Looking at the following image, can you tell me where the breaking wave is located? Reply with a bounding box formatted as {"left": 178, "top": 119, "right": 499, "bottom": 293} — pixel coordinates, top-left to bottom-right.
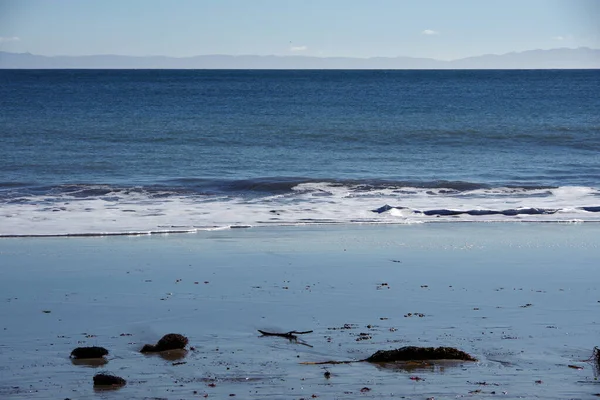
{"left": 1, "top": 179, "right": 599, "bottom": 237}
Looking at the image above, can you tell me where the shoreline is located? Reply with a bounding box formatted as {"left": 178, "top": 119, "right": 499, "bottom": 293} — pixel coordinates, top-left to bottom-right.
{"left": 1, "top": 223, "right": 599, "bottom": 398}
{"left": 1, "top": 218, "right": 600, "bottom": 239}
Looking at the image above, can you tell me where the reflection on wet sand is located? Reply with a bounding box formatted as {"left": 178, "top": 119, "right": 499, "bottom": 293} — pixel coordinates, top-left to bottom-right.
{"left": 70, "top": 358, "right": 108, "bottom": 368}
{"left": 148, "top": 349, "right": 189, "bottom": 362}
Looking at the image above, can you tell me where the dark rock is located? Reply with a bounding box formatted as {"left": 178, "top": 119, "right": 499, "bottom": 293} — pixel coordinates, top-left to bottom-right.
{"left": 372, "top": 204, "right": 394, "bottom": 213}
{"left": 423, "top": 209, "right": 464, "bottom": 216}
{"left": 70, "top": 346, "right": 109, "bottom": 359}
{"left": 140, "top": 333, "right": 189, "bottom": 353}
{"left": 365, "top": 346, "right": 477, "bottom": 362}
{"left": 581, "top": 206, "right": 600, "bottom": 213}
{"left": 93, "top": 373, "right": 126, "bottom": 387}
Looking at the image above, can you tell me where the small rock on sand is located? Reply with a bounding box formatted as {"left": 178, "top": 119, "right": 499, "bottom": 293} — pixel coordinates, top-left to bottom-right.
{"left": 70, "top": 346, "right": 109, "bottom": 359}
{"left": 93, "top": 373, "right": 126, "bottom": 387}
{"left": 140, "top": 333, "right": 189, "bottom": 353}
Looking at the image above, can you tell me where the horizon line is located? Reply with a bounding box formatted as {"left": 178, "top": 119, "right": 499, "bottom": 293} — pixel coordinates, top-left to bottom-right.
{"left": 1, "top": 46, "right": 598, "bottom": 61}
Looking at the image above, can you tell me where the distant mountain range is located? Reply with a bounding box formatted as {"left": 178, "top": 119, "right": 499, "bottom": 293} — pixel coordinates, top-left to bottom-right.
{"left": 1, "top": 47, "right": 599, "bottom": 69}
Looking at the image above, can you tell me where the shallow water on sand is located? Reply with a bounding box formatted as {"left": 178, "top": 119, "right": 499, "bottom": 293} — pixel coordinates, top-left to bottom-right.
{"left": 0, "top": 224, "right": 599, "bottom": 399}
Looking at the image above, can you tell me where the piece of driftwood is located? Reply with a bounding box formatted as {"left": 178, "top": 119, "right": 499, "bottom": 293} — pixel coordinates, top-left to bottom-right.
{"left": 301, "top": 359, "right": 354, "bottom": 365}
{"left": 301, "top": 346, "right": 477, "bottom": 365}
{"left": 70, "top": 346, "right": 109, "bottom": 359}
{"left": 140, "top": 333, "right": 188, "bottom": 353}
{"left": 258, "top": 329, "right": 314, "bottom": 348}
{"left": 258, "top": 330, "right": 313, "bottom": 339}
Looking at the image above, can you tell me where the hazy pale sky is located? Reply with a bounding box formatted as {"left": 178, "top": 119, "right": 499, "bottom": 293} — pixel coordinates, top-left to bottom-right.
{"left": 1, "top": 0, "right": 599, "bottom": 60}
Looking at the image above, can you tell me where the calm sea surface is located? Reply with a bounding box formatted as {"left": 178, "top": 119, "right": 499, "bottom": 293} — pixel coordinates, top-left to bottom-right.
{"left": 1, "top": 70, "right": 599, "bottom": 235}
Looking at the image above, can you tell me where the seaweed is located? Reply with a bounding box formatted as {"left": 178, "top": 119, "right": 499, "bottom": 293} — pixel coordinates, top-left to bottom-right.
{"left": 365, "top": 346, "right": 477, "bottom": 363}
{"left": 301, "top": 346, "right": 476, "bottom": 365}
{"left": 593, "top": 346, "right": 600, "bottom": 376}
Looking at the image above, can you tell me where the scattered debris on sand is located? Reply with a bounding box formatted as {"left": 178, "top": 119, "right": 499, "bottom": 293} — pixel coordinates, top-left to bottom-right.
{"left": 70, "top": 346, "right": 109, "bottom": 359}
{"left": 93, "top": 373, "right": 126, "bottom": 387}
{"left": 140, "top": 333, "right": 189, "bottom": 353}
{"left": 327, "top": 324, "right": 358, "bottom": 331}
{"left": 404, "top": 312, "right": 425, "bottom": 318}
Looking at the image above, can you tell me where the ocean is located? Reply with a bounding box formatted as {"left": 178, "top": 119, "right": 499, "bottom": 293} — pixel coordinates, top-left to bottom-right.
{"left": 1, "top": 69, "right": 599, "bottom": 236}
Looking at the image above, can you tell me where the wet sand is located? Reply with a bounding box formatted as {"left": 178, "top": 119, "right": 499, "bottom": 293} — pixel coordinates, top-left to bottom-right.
{"left": 0, "top": 223, "right": 599, "bottom": 399}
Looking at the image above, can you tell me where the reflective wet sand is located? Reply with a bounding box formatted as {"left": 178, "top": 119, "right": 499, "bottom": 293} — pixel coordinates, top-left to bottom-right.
{"left": 1, "top": 224, "right": 599, "bottom": 399}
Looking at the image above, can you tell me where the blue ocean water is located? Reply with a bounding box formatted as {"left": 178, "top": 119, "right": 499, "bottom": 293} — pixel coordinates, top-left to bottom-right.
{"left": 1, "top": 69, "right": 599, "bottom": 235}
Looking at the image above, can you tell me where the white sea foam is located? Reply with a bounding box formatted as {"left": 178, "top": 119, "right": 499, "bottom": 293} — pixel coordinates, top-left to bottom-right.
{"left": 0, "top": 183, "right": 599, "bottom": 237}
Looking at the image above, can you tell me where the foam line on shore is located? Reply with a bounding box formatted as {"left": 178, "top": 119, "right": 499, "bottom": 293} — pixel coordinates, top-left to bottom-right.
{"left": 2, "top": 219, "right": 599, "bottom": 239}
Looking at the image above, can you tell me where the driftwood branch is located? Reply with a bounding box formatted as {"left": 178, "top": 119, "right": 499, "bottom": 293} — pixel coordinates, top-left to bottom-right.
{"left": 257, "top": 329, "right": 314, "bottom": 348}
{"left": 300, "top": 360, "right": 356, "bottom": 365}
{"left": 258, "top": 330, "right": 313, "bottom": 338}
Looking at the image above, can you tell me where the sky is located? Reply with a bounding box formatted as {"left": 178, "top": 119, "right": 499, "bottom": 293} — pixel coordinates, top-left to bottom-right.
{"left": 0, "top": 0, "right": 599, "bottom": 60}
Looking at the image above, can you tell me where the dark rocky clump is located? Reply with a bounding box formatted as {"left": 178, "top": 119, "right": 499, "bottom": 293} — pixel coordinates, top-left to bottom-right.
{"left": 365, "top": 346, "right": 477, "bottom": 363}
{"left": 70, "top": 346, "right": 109, "bottom": 359}
{"left": 93, "top": 373, "right": 126, "bottom": 387}
{"left": 140, "top": 333, "right": 189, "bottom": 353}
{"left": 593, "top": 346, "right": 600, "bottom": 374}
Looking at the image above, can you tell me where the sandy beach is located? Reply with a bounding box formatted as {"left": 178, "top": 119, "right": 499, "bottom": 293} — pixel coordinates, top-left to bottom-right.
{"left": 1, "top": 223, "right": 599, "bottom": 399}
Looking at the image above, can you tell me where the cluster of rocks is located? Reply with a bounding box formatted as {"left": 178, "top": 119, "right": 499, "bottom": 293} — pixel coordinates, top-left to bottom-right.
{"left": 70, "top": 333, "right": 188, "bottom": 388}
{"left": 72, "top": 331, "right": 479, "bottom": 389}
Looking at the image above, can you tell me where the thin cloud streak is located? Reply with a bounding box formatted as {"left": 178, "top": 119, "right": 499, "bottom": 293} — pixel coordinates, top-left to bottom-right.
{"left": 421, "top": 29, "right": 439, "bottom": 36}
{"left": 290, "top": 45, "right": 308, "bottom": 52}
{"left": 0, "top": 36, "right": 21, "bottom": 43}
